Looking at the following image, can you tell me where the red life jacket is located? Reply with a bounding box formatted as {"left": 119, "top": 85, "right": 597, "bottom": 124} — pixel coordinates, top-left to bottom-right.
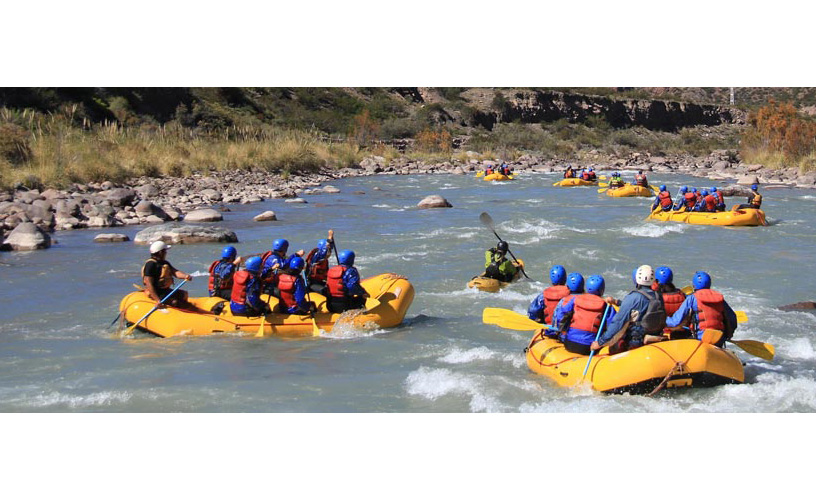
{"left": 704, "top": 194, "right": 717, "bottom": 211}
{"left": 305, "top": 248, "right": 329, "bottom": 282}
{"left": 658, "top": 190, "right": 673, "bottom": 208}
{"left": 543, "top": 285, "right": 570, "bottom": 323}
{"left": 582, "top": 171, "right": 590, "bottom": 180}
{"left": 208, "top": 259, "right": 234, "bottom": 294}
{"left": 327, "top": 265, "right": 348, "bottom": 298}
{"left": 694, "top": 289, "right": 725, "bottom": 332}
{"left": 486, "top": 168, "right": 494, "bottom": 175}
{"left": 278, "top": 274, "right": 299, "bottom": 309}
{"left": 684, "top": 192, "right": 696, "bottom": 208}
{"left": 716, "top": 191, "right": 725, "bottom": 205}
{"left": 570, "top": 294, "right": 607, "bottom": 333}
{"left": 231, "top": 269, "right": 252, "bottom": 305}
{"left": 695, "top": 193, "right": 703, "bottom": 204}
{"left": 662, "top": 290, "right": 686, "bottom": 316}
{"left": 635, "top": 174, "right": 646, "bottom": 186}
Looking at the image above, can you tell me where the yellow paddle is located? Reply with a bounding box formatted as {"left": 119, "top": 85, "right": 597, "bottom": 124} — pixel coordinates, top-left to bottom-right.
{"left": 598, "top": 175, "right": 607, "bottom": 180}
{"left": 598, "top": 182, "right": 609, "bottom": 187}
{"left": 255, "top": 293, "right": 273, "bottom": 337}
{"left": 482, "top": 307, "right": 550, "bottom": 331}
{"left": 729, "top": 339, "right": 774, "bottom": 360}
{"left": 476, "top": 171, "right": 484, "bottom": 177}
{"left": 597, "top": 187, "right": 608, "bottom": 193}
{"left": 552, "top": 181, "right": 562, "bottom": 187}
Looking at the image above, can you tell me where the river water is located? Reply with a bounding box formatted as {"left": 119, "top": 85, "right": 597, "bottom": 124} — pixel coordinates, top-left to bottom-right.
{"left": 1, "top": 169, "right": 815, "bottom": 413}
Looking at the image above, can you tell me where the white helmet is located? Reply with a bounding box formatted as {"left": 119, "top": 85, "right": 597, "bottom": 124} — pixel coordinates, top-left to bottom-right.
{"left": 635, "top": 265, "right": 655, "bottom": 286}
{"left": 149, "top": 240, "right": 170, "bottom": 254}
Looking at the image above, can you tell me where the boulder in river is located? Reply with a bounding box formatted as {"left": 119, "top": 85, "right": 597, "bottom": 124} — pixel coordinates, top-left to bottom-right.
{"left": 94, "top": 233, "right": 130, "bottom": 243}
{"left": 183, "top": 208, "right": 223, "bottom": 222}
{"left": 134, "top": 222, "right": 238, "bottom": 245}
{"left": 254, "top": 211, "right": 278, "bottom": 222}
{"left": 2, "top": 222, "right": 52, "bottom": 250}
{"left": 285, "top": 198, "right": 308, "bottom": 204}
{"left": 417, "top": 195, "right": 452, "bottom": 208}
{"left": 778, "top": 301, "right": 816, "bottom": 312}
{"left": 737, "top": 174, "right": 759, "bottom": 186}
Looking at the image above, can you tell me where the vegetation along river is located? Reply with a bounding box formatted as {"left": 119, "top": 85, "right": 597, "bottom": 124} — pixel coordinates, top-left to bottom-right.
{"left": 1, "top": 170, "right": 814, "bottom": 412}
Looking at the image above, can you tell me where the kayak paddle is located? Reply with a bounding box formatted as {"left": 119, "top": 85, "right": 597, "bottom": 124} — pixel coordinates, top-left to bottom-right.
{"left": 479, "top": 212, "right": 531, "bottom": 280}
{"left": 482, "top": 307, "right": 549, "bottom": 331}
{"left": 729, "top": 339, "right": 774, "bottom": 360}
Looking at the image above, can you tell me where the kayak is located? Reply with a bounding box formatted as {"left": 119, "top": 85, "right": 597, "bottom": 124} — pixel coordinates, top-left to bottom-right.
{"left": 525, "top": 332, "right": 744, "bottom": 394}
{"left": 483, "top": 173, "right": 514, "bottom": 181}
{"left": 648, "top": 205, "right": 767, "bottom": 226}
{"left": 553, "top": 178, "right": 597, "bottom": 187}
{"left": 606, "top": 183, "right": 655, "bottom": 197}
{"left": 467, "top": 260, "right": 524, "bottom": 292}
{"left": 118, "top": 273, "right": 414, "bottom": 338}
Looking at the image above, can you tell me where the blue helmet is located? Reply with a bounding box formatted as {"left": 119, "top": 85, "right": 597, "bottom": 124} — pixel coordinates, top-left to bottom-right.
{"left": 701, "top": 189, "right": 709, "bottom": 197}
{"left": 680, "top": 186, "right": 688, "bottom": 194}
{"left": 751, "top": 183, "right": 759, "bottom": 191}
{"left": 273, "top": 238, "right": 289, "bottom": 252}
{"left": 655, "top": 266, "right": 673, "bottom": 285}
{"left": 691, "top": 188, "right": 698, "bottom": 193}
{"left": 586, "top": 275, "right": 605, "bottom": 296}
{"left": 660, "top": 185, "right": 667, "bottom": 192}
{"left": 221, "top": 245, "right": 237, "bottom": 260}
{"left": 566, "top": 273, "right": 584, "bottom": 293}
{"left": 711, "top": 187, "right": 717, "bottom": 192}
{"left": 317, "top": 239, "right": 329, "bottom": 251}
{"left": 245, "top": 256, "right": 262, "bottom": 274}
{"left": 693, "top": 271, "right": 712, "bottom": 290}
{"left": 289, "top": 256, "right": 305, "bottom": 272}
{"left": 549, "top": 265, "right": 567, "bottom": 286}
{"left": 339, "top": 250, "right": 355, "bottom": 266}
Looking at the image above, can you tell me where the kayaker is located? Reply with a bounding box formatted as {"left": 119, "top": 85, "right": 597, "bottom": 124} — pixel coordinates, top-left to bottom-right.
{"left": 564, "top": 165, "right": 575, "bottom": 178}
{"left": 527, "top": 265, "right": 570, "bottom": 324}
{"left": 141, "top": 241, "right": 192, "bottom": 309}
{"left": 701, "top": 189, "right": 718, "bottom": 212}
{"left": 651, "top": 185, "right": 673, "bottom": 212}
{"left": 326, "top": 250, "right": 369, "bottom": 313}
{"left": 483, "top": 240, "right": 521, "bottom": 282}
{"left": 545, "top": 272, "right": 584, "bottom": 338}
{"left": 609, "top": 172, "right": 625, "bottom": 189}
{"left": 651, "top": 266, "right": 686, "bottom": 316}
{"left": 305, "top": 237, "right": 333, "bottom": 294}
{"left": 712, "top": 187, "right": 726, "bottom": 211}
{"left": 261, "top": 238, "right": 305, "bottom": 295}
{"left": 634, "top": 170, "right": 649, "bottom": 187}
{"left": 665, "top": 271, "right": 737, "bottom": 348}
{"left": 673, "top": 186, "right": 688, "bottom": 210}
{"left": 276, "top": 256, "right": 313, "bottom": 315}
{"left": 736, "top": 184, "right": 762, "bottom": 210}
{"left": 554, "top": 275, "right": 617, "bottom": 355}
{"left": 230, "top": 256, "right": 270, "bottom": 317}
{"left": 590, "top": 265, "right": 667, "bottom": 353}
{"left": 208, "top": 245, "right": 241, "bottom": 300}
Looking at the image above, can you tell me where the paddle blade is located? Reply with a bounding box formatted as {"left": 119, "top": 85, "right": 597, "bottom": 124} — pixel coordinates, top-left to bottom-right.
{"left": 735, "top": 311, "right": 748, "bottom": 323}
{"left": 552, "top": 182, "right": 561, "bottom": 186}
{"left": 364, "top": 296, "right": 381, "bottom": 312}
{"left": 255, "top": 316, "right": 266, "bottom": 337}
{"left": 598, "top": 175, "right": 607, "bottom": 180}
{"left": 598, "top": 182, "right": 609, "bottom": 187}
{"left": 311, "top": 318, "right": 321, "bottom": 337}
{"left": 730, "top": 339, "right": 774, "bottom": 360}
{"left": 681, "top": 285, "right": 693, "bottom": 295}
{"left": 476, "top": 171, "right": 484, "bottom": 177}
{"left": 482, "top": 307, "right": 548, "bottom": 331}
{"left": 597, "top": 188, "right": 608, "bottom": 193}
{"left": 479, "top": 212, "right": 494, "bottom": 229}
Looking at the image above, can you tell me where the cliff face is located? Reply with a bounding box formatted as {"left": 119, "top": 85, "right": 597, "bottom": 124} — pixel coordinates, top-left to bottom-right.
{"left": 462, "top": 89, "right": 747, "bottom": 132}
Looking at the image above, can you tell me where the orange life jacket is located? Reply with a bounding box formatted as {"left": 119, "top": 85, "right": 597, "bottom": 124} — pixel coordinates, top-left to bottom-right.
{"left": 327, "top": 265, "right": 348, "bottom": 298}
{"left": 486, "top": 168, "right": 494, "bottom": 175}
{"left": 208, "top": 259, "right": 235, "bottom": 294}
{"left": 658, "top": 190, "right": 673, "bottom": 208}
{"left": 716, "top": 191, "right": 725, "bottom": 205}
{"left": 684, "top": 192, "right": 696, "bottom": 208}
{"left": 750, "top": 192, "right": 762, "bottom": 208}
{"left": 141, "top": 258, "right": 174, "bottom": 289}
{"left": 231, "top": 269, "right": 252, "bottom": 305}
{"left": 582, "top": 171, "right": 590, "bottom": 180}
{"left": 662, "top": 290, "right": 686, "bottom": 316}
{"left": 305, "top": 248, "right": 329, "bottom": 282}
{"left": 570, "top": 294, "right": 607, "bottom": 334}
{"left": 543, "top": 285, "right": 571, "bottom": 324}
{"left": 704, "top": 194, "right": 718, "bottom": 212}
{"left": 278, "top": 274, "right": 299, "bottom": 309}
{"left": 694, "top": 289, "right": 725, "bottom": 332}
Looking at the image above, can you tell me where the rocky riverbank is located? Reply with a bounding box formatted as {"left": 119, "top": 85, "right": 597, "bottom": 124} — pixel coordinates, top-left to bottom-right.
{"left": 2, "top": 150, "right": 811, "bottom": 251}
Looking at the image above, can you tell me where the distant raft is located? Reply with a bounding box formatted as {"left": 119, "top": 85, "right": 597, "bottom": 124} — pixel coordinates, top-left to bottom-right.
{"left": 648, "top": 206, "right": 767, "bottom": 226}
{"left": 118, "top": 273, "right": 414, "bottom": 338}
{"left": 483, "top": 173, "right": 514, "bottom": 181}
{"left": 606, "top": 183, "right": 655, "bottom": 197}
{"left": 553, "top": 178, "right": 597, "bottom": 187}
{"left": 467, "top": 260, "right": 524, "bottom": 292}
{"left": 525, "top": 332, "right": 744, "bottom": 394}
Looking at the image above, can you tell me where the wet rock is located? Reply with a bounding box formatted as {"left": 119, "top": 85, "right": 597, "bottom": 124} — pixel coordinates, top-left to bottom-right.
{"left": 322, "top": 186, "right": 340, "bottom": 193}
{"left": 134, "top": 222, "right": 238, "bottom": 245}
{"left": 417, "top": 195, "right": 452, "bottom": 208}
{"left": 778, "top": 301, "right": 816, "bottom": 312}
{"left": 86, "top": 215, "right": 117, "bottom": 228}
{"left": 285, "top": 198, "right": 308, "bottom": 203}
{"left": 2, "top": 222, "right": 51, "bottom": 250}
{"left": 144, "top": 215, "right": 167, "bottom": 224}
{"left": 183, "top": 208, "right": 223, "bottom": 222}
{"left": 737, "top": 174, "right": 759, "bottom": 186}
{"left": 254, "top": 211, "right": 278, "bottom": 222}
{"left": 134, "top": 200, "right": 169, "bottom": 220}
{"left": 135, "top": 184, "right": 160, "bottom": 198}
{"left": 99, "top": 188, "right": 137, "bottom": 207}
{"left": 200, "top": 188, "right": 222, "bottom": 201}
{"left": 94, "top": 233, "right": 130, "bottom": 243}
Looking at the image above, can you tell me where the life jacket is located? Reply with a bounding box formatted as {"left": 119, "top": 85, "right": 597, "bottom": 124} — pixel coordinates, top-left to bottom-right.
{"left": 543, "top": 285, "right": 571, "bottom": 323}
{"left": 662, "top": 290, "right": 686, "bottom": 316}
{"left": 635, "top": 174, "right": 646, "bottom": 186}
{"left": 261, "top": 250, "right": 284, "bottom": 285}
{"left": 564, "top": 170, "right": 574, "bottom": 178}
{"left": 704, "top": 194, "right": 718, "bottom": 212}
{"left": 581, "top": 171, "right": 590, "bottom": 180}
{"left": 230, "top": 269, "right": 252, "bottom": 306}
{"left": 749, "top": 192, "right": 762, "bottom": 208}
{"left": 305, "top": 248, "right": 329, "bottom": 282}
{"left": 716, "top": 191, "right": 725, "bottom": 205}
{"left": 486, "top": 168, "right": 494, "bottom": 175}
{"left": 658, "top": 190, "right": 673, "bottom": 209}
{"left": 694, "top": 289, "right": 725, "bottom": 332}
{"left": 695, "top": 193, "right": 703, "bottom": 204}
{"left": 610, "top": 176, "right": 623, "bottom": 187}
{"left": 683, "top": 192, "right": 697, "bottom": 208}
{"left": 208, "top": 259, "right": 235, "bottom": 295}
{"left": 570, "top": 294, "right": 607, "bottom": 335}
{"left": 327, "top": 265, "right": 348, "bottom": 298}
{"left": 278, "top": 273, "right": 299, "bottom": 309}
{"left": 141, "top": 258, "right": 174, "bottom": 289}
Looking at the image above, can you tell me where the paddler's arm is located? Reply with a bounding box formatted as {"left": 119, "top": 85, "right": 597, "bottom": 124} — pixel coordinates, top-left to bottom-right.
{"left": 666, "top": 295, "right": 695, "bottom": 329}
{"left": 594, "top": 293, "right": 637, "bottom": 348}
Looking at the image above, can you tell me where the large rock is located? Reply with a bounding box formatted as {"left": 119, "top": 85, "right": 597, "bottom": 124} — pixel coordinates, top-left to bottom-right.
{"left": 322, "top": 186, "right": 341, "bottom": 193}
{"left": 2, "top": 222, "right": 51, "bottom": 250}
{"left": 254, "top": 211, "right": 278, "bottom": 222}
{"left": 134, "top": 222, "right": 238, "bottom": 245}
{"left": 417, "top": 195, "right": 452, "bottom": 208}
{"left": 94, "top": 233, "right": 130, "bottom": 243}
{"left": 134, "top": 200, "right": 169, "bottom": 220}
{"left": 778, "top": 301, "right": 816, "bottom": 312}
{"left": 737, "top": 174, "right": 759, "bottom": 185}
{"left": 183, "top": 208, "right": 223, "bottom": 222}
{"left": 100, "top": 188, "right": 138, "bottom": 207}
{"left": 285, "top": 198, "right": 308, "bottom": 203}
{"left": 200, "top": 188, "right": 222, "bottom": 201}
{"left": 135, "top": 184, "right": 160, "bottom": 198}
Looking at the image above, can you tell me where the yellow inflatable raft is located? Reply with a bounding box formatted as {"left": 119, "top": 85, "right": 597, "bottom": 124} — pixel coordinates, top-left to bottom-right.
{"left": 553, "top": 178, "right": 597, "bottom": 187}
{"left": 467, "top": 260, "right": 524, "bottom": 292}
{"left": 483, "top": 173, "right": 514, "bottom": 181}
{"left": 606, "top": 183, "right": 655, "bottom": 197}
{"left": 118, "top": 273, "right": 414, "bottom": 338}
{"left": 648, "top": 205, "right": 767, "bottom": 226}
{"left": 525, "top": 332, "right": 744, "bottom": 394}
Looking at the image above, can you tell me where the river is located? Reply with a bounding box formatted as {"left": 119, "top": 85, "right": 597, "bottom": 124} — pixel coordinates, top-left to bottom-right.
{"left": 1, "top": 170, "right": 815, "bottom": 412}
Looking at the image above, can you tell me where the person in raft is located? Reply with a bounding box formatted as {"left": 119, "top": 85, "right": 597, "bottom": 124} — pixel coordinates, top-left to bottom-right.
{"left": 305, "top": 237, "right": 333, "bottom": 294}
{"left": 527, "top": 265, "right": 570, "bottom": 324}
{"left": 665, "top": 271, "right": 737, "bottom": 348}
{"left": 651, "top": 266, "right": 686, "bottom": 317}
{"left": 544, "top": 272, "right": 584, "bottom": 338}
{"left": 230, "top": 256, "right": 270, "bottom": 317}
{"left": 484, "top": 165, "right": 495, "bottom": 176}
{"left": 590, "top": 265, "right": 667, "bottom": 353}
{"left": 208, "top": 245, "right": 241, "bottom": 300}
{"left": 552, "top": 274, "right": 617, "bottom": 355}
{"left": 736, "top": 184, "right": 763, "bottom": 210}
{"left": 326, "top": 250, "right": 369, "bottom": 313}
{"left": 275, "top": 256, "right": 313, "bottom": 315}
{"left": 700, "top": 189, "right": 719, "bottom": 213}
{"left": 609, "top": 171, "right": 625, "bottom": 189}
{"left": 564, "top": 165, "right": 575, "bottom": 178}
{"left": 711, "top": 187, "right": 726, "bottom": 212}
{"left": 261, "top": 238, "right": 305, "bottom": 296}
{"left": 651, "top": 185, "right": 673, "bottom": 212}
{"left": 483, "top": 240, "right": 521, "bottom": 282}
{"left": 672, "top": 186, "right": 689, "bottom": 210}
{"left": 634, "top": 169, "right": 649, "bottom": 187}
{"left": 499, "top": 163, "right": 512, "bottom": 176}
{"left": 141, "top": 241, "right": 193, "bottom": 308}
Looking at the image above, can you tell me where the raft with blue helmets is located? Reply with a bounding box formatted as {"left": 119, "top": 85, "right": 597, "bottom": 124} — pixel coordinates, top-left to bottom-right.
{"left": 648, "top": 205, "right": 767, "bottom": 226}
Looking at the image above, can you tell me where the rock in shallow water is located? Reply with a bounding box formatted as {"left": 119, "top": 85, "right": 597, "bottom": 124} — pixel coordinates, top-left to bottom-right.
{"left": 183, "top": 208, "right": 223, "bottom": 222}
{"left": 134, "top": 222, "right": 238, "bottom": 245}
{"left": 417, "top": 195, "right": 452, "bottom": 208}
{"left": 94, "top": 233, "right": 130, "bottom": 243}
{"left": 253, "top": 211, "right": 278, "bottom": 222}
{"left": 2, "top": 222, "right": 52, "bottom": 250}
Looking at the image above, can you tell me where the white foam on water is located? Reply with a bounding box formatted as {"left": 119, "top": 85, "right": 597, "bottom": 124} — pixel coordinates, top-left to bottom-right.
{"left": 388, "top": 208, "right": 406, "bottom": 212}
{"left": 798, "top": 195, "right": 816, "bottom": 200}
{"left": 438, "top": 346, "right": 496, "bottom": 364}
{"left": 21, "top": 390, "right": 133, "bottom": 409}
{"left": 322, "top": 312, "right": 385, "bottom": 339}
{"left": 372, "top": 204, "right": 391, "bottom": 208}
{"left": 404, "top": 366, "right": 511, "bottom": 412}
{"left": 357, "top": 250, "right": 431, "bottom": 264}
{"left": 190, "top": 270, "right": 209, "bottom": 277}
{"left": 411, "top": 227, "right": 481, "bottom": 240}
{"left": 622, "top": 224, "right": 686, "bottom": 238}
{"left": 781, "top": 337, "right": 816, "bottom": 360}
